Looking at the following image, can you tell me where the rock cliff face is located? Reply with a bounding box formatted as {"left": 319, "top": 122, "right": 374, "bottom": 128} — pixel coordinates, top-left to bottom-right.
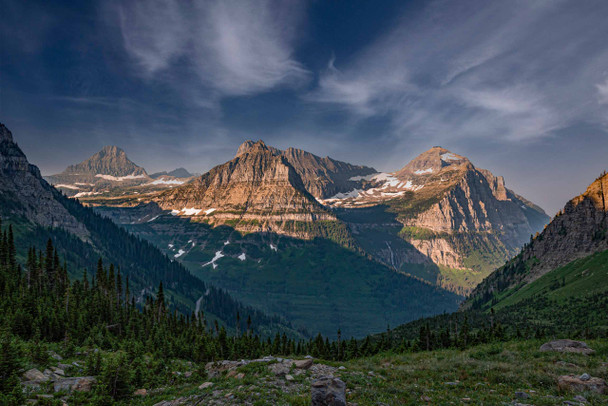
{"left": 154, "top": 141, "right": 336, "bottom": 237}
{"left": 323, "top": 147, "right": 549, "bottom": 293}
{"left": 467, "top": 172, "right": 608, "bottom": 305}
{"left": 281, "top": 147, "right": 377, "bottom": 200}
{"left": 518, "top": 173, "right": 607, "bottom": 279}
{"left": 235, "top": 140, "right": 377, "bottom": 200}
{"left": 0, "top": 124, "right": 87, "bottom": 237}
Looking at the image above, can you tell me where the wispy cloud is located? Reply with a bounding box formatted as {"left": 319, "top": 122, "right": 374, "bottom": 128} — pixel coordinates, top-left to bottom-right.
{"left": 598, "top": 79, "right": 608, "bottom": 104}
{"left": 113, "top": 0, "right": 309, "bottom": 96}
{"left": 309, "top": 0, "right": 608, "bottom": 143}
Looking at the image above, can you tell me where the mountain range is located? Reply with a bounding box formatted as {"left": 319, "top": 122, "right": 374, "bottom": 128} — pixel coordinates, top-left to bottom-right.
{"left": 3, "top": 120, "right": 606, "bottom": 340}
{"left": 37, "top": 135, "right": 552, "bottom": 336}
{"left": 76, "top": 140, "right": 548, "bottom": 295}
{"left": 1, "top": 124, "right": 461, "bottom": 338}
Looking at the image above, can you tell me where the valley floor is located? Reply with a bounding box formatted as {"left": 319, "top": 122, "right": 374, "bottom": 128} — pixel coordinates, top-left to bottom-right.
{"left": 25, "top": 340, "right": 608, "bottom": 405}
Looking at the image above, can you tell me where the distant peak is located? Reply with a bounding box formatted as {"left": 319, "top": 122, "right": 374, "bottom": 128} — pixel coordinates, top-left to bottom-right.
{"left": 396, "top": 146, "right": 469, "bottom": 176}
{"left": 0, "top": 123, "right": 13, "bottom": 142}
{"left": 235, "top": 139, "right": 279, "bottom": 157}
{"left": 99, "top": 145, "right": 125, "bottom": 156}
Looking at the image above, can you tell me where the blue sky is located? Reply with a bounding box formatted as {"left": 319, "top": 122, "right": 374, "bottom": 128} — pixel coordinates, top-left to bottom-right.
{"left": 2, "top": 0, "right": 608, "bottom": 214}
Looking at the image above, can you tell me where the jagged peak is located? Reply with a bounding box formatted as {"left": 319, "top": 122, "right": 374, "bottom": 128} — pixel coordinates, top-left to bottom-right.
{"left": 58, "top": 144, "right": 146, "bottom": 177}
{"left": 0, "top": 123, "right": 14, "bottom": 142}
{"left": 572, "top": 171, "right": 608, "bottom": 210}
{"left": 235, "top": 140, "right": 280, "bottom": 157}
{"left": 396, "top": 146, "right": 470, "bottom": 176}
{"left": 97, "top": 145, "right": 126, "bottom": 157}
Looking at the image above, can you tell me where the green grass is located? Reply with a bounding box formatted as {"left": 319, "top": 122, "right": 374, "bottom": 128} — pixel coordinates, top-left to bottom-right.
{"left": 494, "top": 249, "right": 608, "bottom": 310}
{"left": 54, "top": 339, "right": 608, "bottom": 405}
{"left": 338, "top": 339, "right": 608, "bottom": 405}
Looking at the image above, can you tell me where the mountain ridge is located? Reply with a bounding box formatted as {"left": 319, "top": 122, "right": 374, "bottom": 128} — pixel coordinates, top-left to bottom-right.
{"left": 466, "top": 171, "right": 608, "bottom": 310}
{"left": 62, "top": 140, "right": 548, "bottom": 295}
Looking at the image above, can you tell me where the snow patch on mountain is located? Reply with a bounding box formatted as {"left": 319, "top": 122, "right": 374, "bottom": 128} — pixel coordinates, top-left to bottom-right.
{"left": 175, "top": 249, "right": 185, "bottom": 258}
{"left": 203, "top": 251, "right": 224, "bottom": 268}
{"left": 182, "top": 208, "right": 202, "bottom": 216}
{"left": 73, "top": 191, "right": 102, "bottom": 198}
{"left": 414, "top": 168, "right": 434, "bottom": 175}
{"left": 348, "top": 174, "right": 377, "bottom": 181}
{"left": 328, "top": 189, "right": 362, "bottom": 199}
{"left": 440, "top": 152, "right": 459, "bottom": 162}
{"left": 150, "top": 178, "right": 185, "bottom": 185}
{"left": 55, "top": 184, "right": 80, "bottom": 190}
{"left": 95, "top": 173, "right": 146, "bottom": 181}
{"left": 238, "top": 253, "right": 246, "bottom": 261}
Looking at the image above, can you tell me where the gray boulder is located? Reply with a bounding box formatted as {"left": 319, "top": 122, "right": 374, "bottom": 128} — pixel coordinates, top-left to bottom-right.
{"left": 22, "top": 368, "right": 48, "bottom": 382}
{"left": 53, "top": 376, "right": 96, "bottom": 393}
{"left": 311, "top": 376, "right": 346, "bottom": 406}
{"left": 539, "top": 340, "right": 595, "bottom": 355}
{"left": 557, "top": 374, "right": 607, "bottom": 394}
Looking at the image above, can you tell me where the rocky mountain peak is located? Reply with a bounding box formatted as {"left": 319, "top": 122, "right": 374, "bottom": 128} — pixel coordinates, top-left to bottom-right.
{"left": 0, "top": 123, "right": 14, "bottom": 142}
{"left": 572, "top": 172, "right": 607, "bottom": 211}
{"left": 62, "top": 145, "right": 147, "bottom": 177}
{"left": 98, "top": 145, "right": 125, "bottom": 157}
{"left": 236, "top": 140, "right": 280, "bottom": 157}
{"left": 0, "top": 124, "right": 87, "bottom": 236}
{"left": 396, "top": 146, "right": 470, "bottom": 178}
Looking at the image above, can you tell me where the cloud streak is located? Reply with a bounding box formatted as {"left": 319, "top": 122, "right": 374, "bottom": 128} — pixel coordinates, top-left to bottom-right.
{"left": 114, "top": 0, "right": 309, "bottom": 96}
{"left": 309, "top": 0, "right": 608, "bottom": 142}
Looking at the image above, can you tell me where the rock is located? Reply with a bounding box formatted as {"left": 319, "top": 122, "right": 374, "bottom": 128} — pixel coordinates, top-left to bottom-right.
{"left": 134, "top": 388, "right": 148, "bottom": 396}
{"left": 293, "top": 358, "right": 313, "bottom": 369}
{"left": 573, "top": 395, "right": 587, "bottom": 403}
{"left": 444, "top": 382, "right": 459, "bottom": 386}
{"left": 23, "top": 368, "right": 48, "bottom": 382}
{"left": 515, "top": 391, "right": 530, "bottom": 399}
{"left": 226, "top": 370, "right": 237, "bottom": 378}
{"left": 557, "top": 375, "right": 607, "bottom": 394}
{"left": 579, "top": 373, "right": 590, "bottom": 381}
{"left": 311, "top": 376, "right": 346, "bottom": 406}
{"left": 285, "top": 374, "right": 294, "bottom": 381}
{"left": 420, "top": 395, "right": 431, "bottom": 402}
{"left": 305, "top": 355, "right": 313, "bottom": 359}
{"left": 198, "top": 382, "right": 213, "bottom": 390}
{"left": 183, "top": 371, "right": 193, "bottom": 378}
{"left": 48, "top": 351, "right": 63, "bottom": 361}
{"left": 269, "top": 361, "right": 291, "bottom": 376}
{"left": 234, "top": 373, "right": 245, "bottom": 380}
{"left": 51, "top": 367, "right": 65, "bottom": 376}
{"left": 540, "top": 340, "right": 595, "bottom": 355}
{"left": 53, "top": 376, "right": 96, "bottom": 393}
{"left": 338, "top": 366, "right": 346, "bottom": 370}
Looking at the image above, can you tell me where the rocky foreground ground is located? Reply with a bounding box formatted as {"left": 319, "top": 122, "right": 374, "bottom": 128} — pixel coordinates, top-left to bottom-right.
{"left": 20, "top": 339, "right": 608, "bottom": 405}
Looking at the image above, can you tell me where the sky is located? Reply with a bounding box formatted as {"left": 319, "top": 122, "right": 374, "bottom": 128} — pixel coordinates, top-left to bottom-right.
{"left": 1, "top": 0, "right": 608, "bottom": 215}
